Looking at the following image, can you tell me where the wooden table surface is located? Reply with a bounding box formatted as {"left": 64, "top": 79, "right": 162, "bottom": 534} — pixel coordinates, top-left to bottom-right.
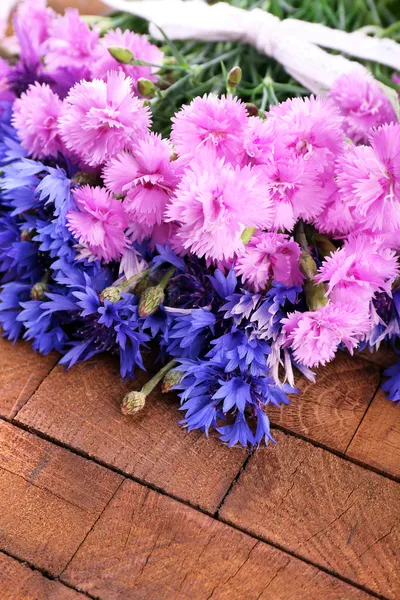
{"left": 0, "top": 337, "right": 399, "bottom": 599}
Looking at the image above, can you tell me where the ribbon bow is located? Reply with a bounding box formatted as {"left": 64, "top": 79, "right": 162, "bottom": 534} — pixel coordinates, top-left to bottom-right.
{"left": 103, "top": 0, "right": 400, "bottom": 94}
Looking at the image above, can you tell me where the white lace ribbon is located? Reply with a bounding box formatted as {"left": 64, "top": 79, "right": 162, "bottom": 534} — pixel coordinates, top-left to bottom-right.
{"left": 102, "top": 0, "right": 400, "bottom": 94}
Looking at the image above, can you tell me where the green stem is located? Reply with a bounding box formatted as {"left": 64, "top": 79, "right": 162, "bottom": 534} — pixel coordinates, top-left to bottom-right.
{"left": 158, "top": 266, "right": 175, "bottom": 290}
{"left": 379, "top": 21, "right": 400, "bottom": 38}
{"left": 130, "top": 58, "right": 189, "bottom": 72}
{"left": 141, "top": 360, "right": 177, "bottom": 397}
{"left": 119, "top": 269, "right": 150, "bottom": 292}
{"left": 294, "top": 220, "right": 309, "bottom": 254}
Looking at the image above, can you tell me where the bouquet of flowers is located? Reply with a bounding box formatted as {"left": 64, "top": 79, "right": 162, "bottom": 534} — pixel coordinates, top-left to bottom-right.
{"left": 1, "top": 0, "right": 400, "bottom": 449}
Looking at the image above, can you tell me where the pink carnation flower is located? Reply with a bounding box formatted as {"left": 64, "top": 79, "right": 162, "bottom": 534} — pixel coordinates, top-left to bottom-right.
{"left": 329, "top": 71, "right": 396, "bottom": 144}
{"left": 171, "top": 94, "right": 248, "bottom": 164}
{"left": 235, "top": 232, "right": 304, "bottom": 291}
{"left": 242, "top": 116, "right": 275, "bottom": 166}
{"left": 103, "top": 133, "right": 177, "bottom": 227}
{"left": 335, "top": 123, "right": 400, "bottom": 233}
{"left": 166, "top": 156, "right": 274, "bottom": 262}
{"left": 12, "top": 82, "right": 63, "bottom": 159}
{"left": 44, "top": 8, "right": 101, "bottom": 90}
{"left": 313, "top": 177, "right": 356, "bottom": 236}
{"left": 59, "top": 71, "right": 151, "bottom": 167}
{"left": 315, "top": 235, "right": 399, "bottom": 304}
{"left": 126, "top": 222, "right": 178, "bottom": 249}
{"left": 270, "top": 96, "right": 344, "bottom": 169}
{"left": 67, "top": 186, "right": 128, "bottom": 263}
{"left": 259, "top": 157, "right": 327, "bottom": 231}
{"left": 14, "top": 0, "right": 54, "bottom": 67}
{"left": 91, "top": 28, "right": 163, "bottom": 92}
{"left": 282, "top": 302, "right": 371, "bottom": 368}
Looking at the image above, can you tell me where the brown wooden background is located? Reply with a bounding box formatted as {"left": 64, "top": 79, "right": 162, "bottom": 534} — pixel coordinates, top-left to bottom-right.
{"left": 0, "top": 337, "right": 399, "bottom": 599}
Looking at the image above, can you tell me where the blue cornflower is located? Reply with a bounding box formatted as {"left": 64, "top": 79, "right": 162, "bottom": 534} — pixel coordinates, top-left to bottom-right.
{"left": 56, "top": 291, "right": 150, "bottom": 379}
{"left": 17, "top": 298, "right": 67, "bottom": 354}
{"left": 208, "top": 268, "right": 237, "bottom": 300}
{"left": 33, "top": 217, "right": 76, "bottom": 263}
{"left": 1, "top": 158, "right": 44, "bottom": 214}
{"left": 0, "top": 132, "right": 25, "bottom": 166}
{"left": 174, "top": 358, "right": 297, "bottom": 448}
{"left": 382, "top": 361, "right": 400, "bottom": 404}
{"left": 142, "top": 306, "right": 172, "bottom": 339}
{"left": 251, "top": 283, "right": 301, "bottom": 340}
{"left": 0, "top": 101, "right": 13, "bottom": 129}
{"left": 168, "top": 264, "right": 238, "bottom": 310}
{"left": 0, "top": 281, "right": 31, "bottom": 341}
{"left": 151, "top": 244, "right": 186, "bottom": 272}
{"left": 218, "top": 413, "right": 256, "bottom": 447}
{"left": 36, "top": 166, "right": 75, "bottom": 228}
{"left": 212, "top": 377, "right": 252, "bottom": 413}
{"left": 167, "top": 308, "right": 216, "bottom": 359}
{"left": 7, "top": 59, "right": 55, "bottom": 97}
{"left": 0, "top": 213, "right": 27, "bottom": 282}
{"left": 13, "top": 243, "right": 40, "bottom": 282}
{"left": 207, "top": 328, "right": 271, "bottom": 376}
{"left": 222, "top": 290, "right": 261, "bottom": 324}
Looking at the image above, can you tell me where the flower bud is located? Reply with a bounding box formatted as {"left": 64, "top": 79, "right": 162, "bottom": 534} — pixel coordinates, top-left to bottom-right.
{"left": 121, "top": 391, "right": 146, "bottom": 415}
{"left": 304, "top": 281, "right": 328, "bottom": 311}
{"left": 138, "top": 285, "right": 165, "bottom": 318}
{"left": 163, "top": 56, "right": 177, "bottom": 66}
{"left": 100, "top": 286, "right": 121, "bottom": 304}
{"left": 161, "top": 370, "right": 183, "bottom": 393}
{"left": 299, "top": 252, "right": 318, "bottom": 279}
{"left": 227, "top": 66, "right": 242, "bottom": 88}
{"left": 313, "top": 234, "right": 337, "bottom": 259}
{"left": 31, "top": 281, "right": 48, "bottom": 301}
{"left": 245, "top": 103, "right": 258, "bottom": 117}
{"left": 137, "top": 78, "right": 156, "bottom": 98}
{"left": 108, "top": 46, "right": 134, "bottom": 64}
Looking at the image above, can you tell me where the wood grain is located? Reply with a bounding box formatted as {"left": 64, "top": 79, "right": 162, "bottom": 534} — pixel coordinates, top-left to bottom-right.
{"left": 220, "top": 431, "right": 400, "bottom": 600}
{"left": 347, "top": 390, "right": 400, "bottom": 478}
{"left": 0, "top": 337, "right": 58, "bottom": 419}
{"left": 0, "top": 552, "right": 86, "bottom": 600}
{"left": 16, "top": 356, "right": 247, "bottom": 512}
{"left": 62, "top": 479, "right": 373, "bottom": 600}
{"left": 268, "top": 352, "right": 380, "bottom": 451}
{"left": 0, "top": 421, "right": 122, "bottom": 575}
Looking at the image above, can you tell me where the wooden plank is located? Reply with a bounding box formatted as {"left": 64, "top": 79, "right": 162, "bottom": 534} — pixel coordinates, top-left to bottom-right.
{"left": 62, "top": 479, "right": 373, "bottom": 600}
{"left": 268, "top": 352, "right": 380, "bottom": 452}
{"left": 0, "top": 552, "right": 86, "bottom": 600}
{"left": 16, "top": 356, "right": 247, "bottom": 512}
{"left": 0, "top": 421, "right": 122, "bottom": 575}
{"left": 220, "top": 431, "right": 400, "bottom": 600}
{"left": 0, "top": 338, "right": 58, "bottom": 419}
{"left": 347, "top": 390, "right": 400, "bottom": 478}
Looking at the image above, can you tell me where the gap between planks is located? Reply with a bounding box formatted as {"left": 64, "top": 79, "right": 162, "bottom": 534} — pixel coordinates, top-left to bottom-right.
{"left": 0, "top": 548, "right": 99, "bottom": 600}
{"left": 344, "top": 377, "right": 383, "bottom": 454}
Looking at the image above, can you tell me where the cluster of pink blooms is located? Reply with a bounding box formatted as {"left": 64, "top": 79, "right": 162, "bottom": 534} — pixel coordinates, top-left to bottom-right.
{"left": 6, "top": 1, "right": 400, "bottom": 378}
{"left": 0, "top": 0, "right": 163, "bottom": 102}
